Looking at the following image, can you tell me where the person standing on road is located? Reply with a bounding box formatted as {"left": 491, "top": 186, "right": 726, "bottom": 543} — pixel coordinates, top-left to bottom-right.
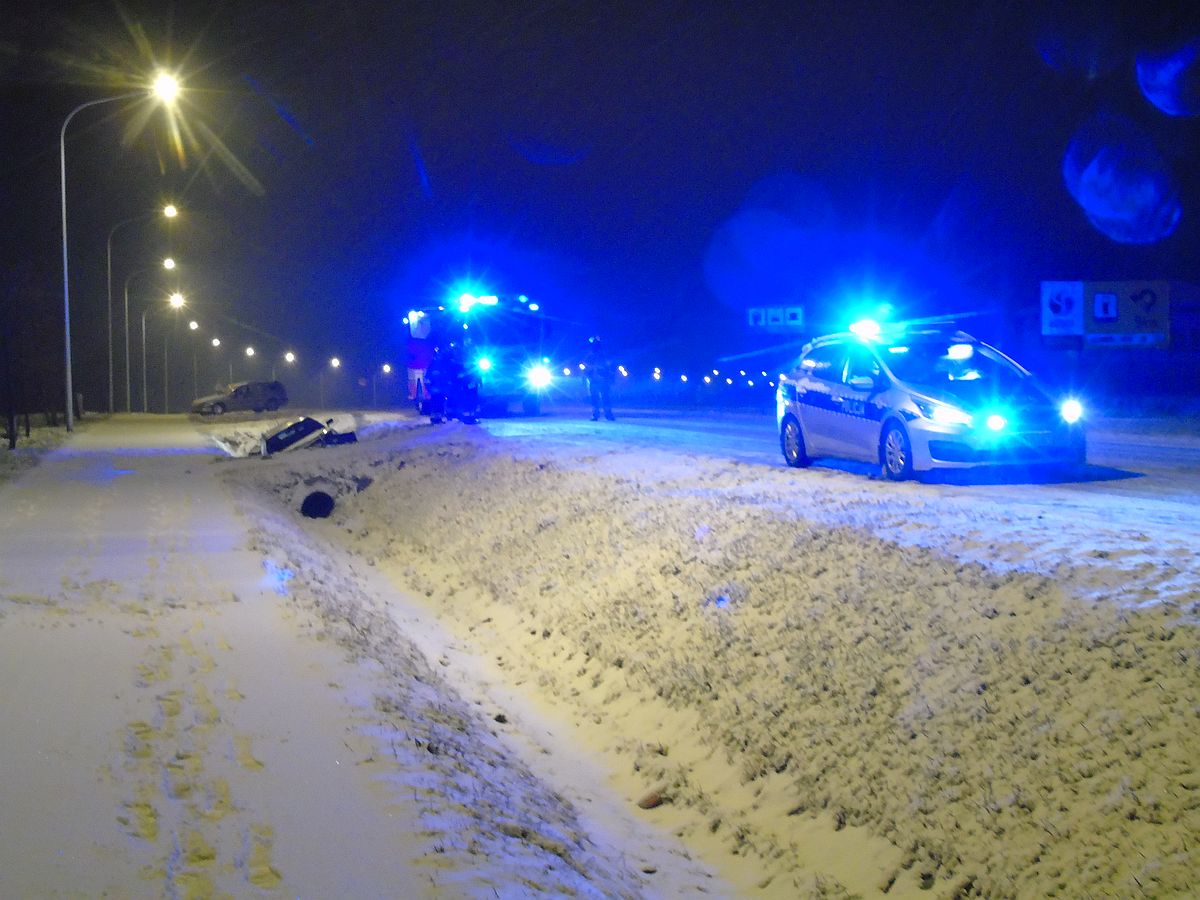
{"left": 583, "top": 335, "right": 616, "bottom": 421}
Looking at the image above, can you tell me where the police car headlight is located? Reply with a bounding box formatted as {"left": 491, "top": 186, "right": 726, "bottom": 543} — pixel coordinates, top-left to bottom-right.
{"left": 914, "top": 398, "right": 973, "bottom": 427}
{"left": 1060, "top": 398, "right": 1083, "bottom": 424}
{"left": 525, "top": 365, "right": 553, "bottom": 389}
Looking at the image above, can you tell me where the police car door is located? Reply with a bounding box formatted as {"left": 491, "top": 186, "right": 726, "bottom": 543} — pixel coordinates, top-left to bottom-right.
{"left": 828, "top": 343, "right": 885, "bottom": 462}
{"left": 792, "top": 342, "right": 847, "bottom": 457}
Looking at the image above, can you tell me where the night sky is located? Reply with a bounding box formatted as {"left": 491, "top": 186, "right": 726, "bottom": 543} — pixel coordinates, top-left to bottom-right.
{"left": 3, "top": 1, "right": 1198, "bottom": 406}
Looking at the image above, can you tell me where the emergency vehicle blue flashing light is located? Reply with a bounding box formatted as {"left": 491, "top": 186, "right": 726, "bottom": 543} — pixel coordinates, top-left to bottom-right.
{"left": 849, "top": 318, "right": 882, "bottom": 339}
{"left": 1061, "top": 398, "right": 1084, "bottom": 424}
{"left": 526, "top": 365, "right": 553, "bottom": 389}
{"left": 476, "top": 357, "right": 493, "bottom": 372}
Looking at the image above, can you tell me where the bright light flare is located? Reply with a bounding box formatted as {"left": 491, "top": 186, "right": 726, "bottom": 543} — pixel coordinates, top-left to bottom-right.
{"left": 849, "top": 318, "right": 881, "bottom": 339}
{"left": 245, "top": 346, "right": 255, "bottom": 357}
{"left": 211, "top": 337, "right": 220, "bottom": 347}
{"left": 152, "top": 72, "right": 180, "bottom": 104}
{"left": 168, "top": 292, "right": 184, "bottom": 308}
{"left": 330, "top": 357, "right": 341, "bottom": 368}
{"left": 163, "top": 257, "right": 176, "bottom": 270}
{"left": 985, "top": 413, "right": 1007, "bottom": 431}
{"left": 948, "top": 343, "right": 974, "bottom": 360}
{"left": 285, "top": 352, "right": 296, "bottom": 363}
{"left": 187, "top": 320, "right": 198, "bottom": 330}
{"left": 476, "top": 356, "right": 493, "bottom": 372}
{"left": 526, "top": 365, "right": 553, "bottom": 389}
{"left": 381, "top": 363, "right": 392, "bottom": 374}
{"left": 163, "top": 204, "right": 178, "bottom": 218}
{"left": 1061, "top": 398, "right": 1084, "bottom": 424}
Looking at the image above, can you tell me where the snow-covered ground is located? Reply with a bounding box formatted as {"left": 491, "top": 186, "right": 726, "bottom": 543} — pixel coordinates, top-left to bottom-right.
{"left": 214, "top": 407, "right": 1198, "bottom": 897}
{"left": 0, "top": 416, "right": 698, "bottom": 898}
{"left": 3, "top": 408, "right": 1198, "bottom": 897}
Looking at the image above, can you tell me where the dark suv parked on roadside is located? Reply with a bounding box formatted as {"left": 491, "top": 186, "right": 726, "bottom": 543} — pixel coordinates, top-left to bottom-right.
{"left": 191, "top": 381, "right": 288, "bottom": 415}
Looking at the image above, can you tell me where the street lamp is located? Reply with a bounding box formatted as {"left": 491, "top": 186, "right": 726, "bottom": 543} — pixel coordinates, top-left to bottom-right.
{"left": 273, "top": 350, "right": 296, "bottom": 381}
{"left": 374, "top": 363, "right": 393, "bottom": 407}
{"left": 187, "top": 320, "right": 200, "bottom": 398}
{"left": 106, "top": 204, "right": 177, "bottom": 413}
{"left": 210, "top": 336, "right": 233, "bottom": 384}
{"left": 60, "top": 71, "right": 180, "bottom": 430}
{"left": 320, "top": 357, "right": 341, "bottom": 407}
{"left": 141, "top": 291, "right": 185, "bottom": 413}
{"left": 123, "top": 256, "right": 176, "bottom": 412}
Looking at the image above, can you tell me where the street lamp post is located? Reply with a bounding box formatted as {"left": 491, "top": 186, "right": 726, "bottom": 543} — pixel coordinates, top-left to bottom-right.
{"left": 373, "top": 363, "right": 393, "bottom": 407}
{"left": 187, "top": 320, "right": 200, "bottom": 399}
{"left": 59, "top": 73, "right": 179, "bottom": 431}
{"left": 320, "top": 357, "right": 341, "bottom": 408}
{"left": 106, "top": 205, "right": 176, "bottom": 413}
{"left": 141, "top": 291, "right": 185, "bottom": 413}
{"left": 123, "top": 258, "right": 174, "bottom": 412}
{"left": 211, "top": 337, "right": 232, "bottom": 384}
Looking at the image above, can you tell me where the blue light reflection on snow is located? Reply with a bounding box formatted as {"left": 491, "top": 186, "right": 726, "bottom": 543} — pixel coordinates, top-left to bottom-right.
{"left": 262, "top": 560, "right": 295, "bottom": 596}
{"left": 63, "top": 462, "right": 137, "bottom": 484}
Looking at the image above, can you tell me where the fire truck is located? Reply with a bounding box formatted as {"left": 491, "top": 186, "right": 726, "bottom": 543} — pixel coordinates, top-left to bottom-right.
{"left": 406, "top": 292, "right": 559, "bottom": 417}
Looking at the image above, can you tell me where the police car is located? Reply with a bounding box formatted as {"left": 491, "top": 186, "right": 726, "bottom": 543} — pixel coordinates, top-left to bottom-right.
{"left": 776, "top": 322, "right": 1086, "bottom": 480}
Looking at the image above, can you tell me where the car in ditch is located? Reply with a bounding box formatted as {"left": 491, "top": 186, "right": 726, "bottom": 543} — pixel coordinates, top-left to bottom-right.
{"left": 260, "top": 416, "right": 357, "bottom": 457}
{"left": 192, "top": 381, "right": 288, "bottom": 415}
{"left": 776, "top": 322, "right": 1087, "bottom": 480}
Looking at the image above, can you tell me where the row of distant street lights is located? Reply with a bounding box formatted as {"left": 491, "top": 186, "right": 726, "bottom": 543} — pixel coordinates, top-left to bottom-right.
{"left": 61, "top": 70, "right": 402, "bottom": 421}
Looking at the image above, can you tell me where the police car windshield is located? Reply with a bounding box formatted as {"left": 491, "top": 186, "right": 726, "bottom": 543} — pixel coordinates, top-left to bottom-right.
{"left": 878, "top": 336, "right": 1025, "bottom": 389}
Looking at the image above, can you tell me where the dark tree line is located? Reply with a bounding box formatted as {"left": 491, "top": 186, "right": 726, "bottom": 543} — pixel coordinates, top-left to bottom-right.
{"left": 0, "top": 262, "right": 64, "bottom": 448}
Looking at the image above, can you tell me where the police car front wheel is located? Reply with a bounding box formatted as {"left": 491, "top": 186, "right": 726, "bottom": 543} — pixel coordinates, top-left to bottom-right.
{"left": 881, "top": 422, "right": 913, "bottom": 481}
{"left": 780, "top": 416, "right": 811, "bottom": 468}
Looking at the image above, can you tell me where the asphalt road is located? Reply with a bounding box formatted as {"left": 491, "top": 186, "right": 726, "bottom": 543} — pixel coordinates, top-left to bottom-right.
{"left": 483, "top": 404, "right": 1200, "bottom": 496}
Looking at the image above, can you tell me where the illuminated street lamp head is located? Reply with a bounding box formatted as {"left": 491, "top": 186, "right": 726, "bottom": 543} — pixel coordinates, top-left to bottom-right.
{"left": 168, "top": 292, "right": 184, "bottom": 309}
{"left": 152, "top": 72, "right": 180, "bottom": 104}
{"left": 188, "top": 320, "right": 198, "bottom": 331}
{"left": 245, "top": 346, "right": 255, "bottom": 357}
{"left": 382, "top": 363, "right": 392, "bottom": 374}
{"left": 330, "top": 357, "right": 341, "bottom": 369}
{"left": 163, "top": 204, "right": 178, "bottom": 218}
{"left": 211, "top": 338, "right": 220, "bottom": 347}
{"left": 162, "top": 257, "right": 176, "bottom": 270}
{"left": 284, "top": 351, "right": 296, "bottom": 364}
